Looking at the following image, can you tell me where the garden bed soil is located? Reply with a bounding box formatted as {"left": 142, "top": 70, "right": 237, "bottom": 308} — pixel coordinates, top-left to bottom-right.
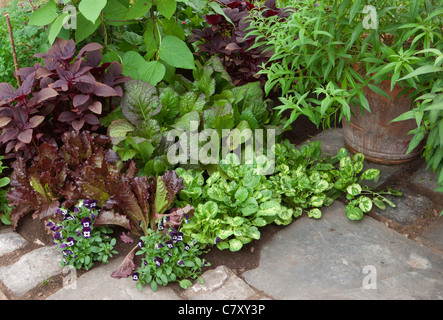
{"left": 2, "top": 115, "right": 441, "bottom": 300}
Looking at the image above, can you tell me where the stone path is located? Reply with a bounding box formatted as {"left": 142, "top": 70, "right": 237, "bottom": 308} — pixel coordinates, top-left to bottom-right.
{"left": 0, "top": 128, "right": 442, "bottom": 300}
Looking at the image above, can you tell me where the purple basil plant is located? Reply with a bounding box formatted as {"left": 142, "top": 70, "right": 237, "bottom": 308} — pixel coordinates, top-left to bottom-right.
{"left": 190, "top": 0, "right": 292, "bottom": 86}
{"left": 0, "top": 38, "right": 130, "bottom": 161}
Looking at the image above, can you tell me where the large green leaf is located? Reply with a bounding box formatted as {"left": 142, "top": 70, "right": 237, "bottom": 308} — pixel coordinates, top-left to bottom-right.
{"left": 156, "top": 0, "right": 177, "bottom": 19}
{"left": 139, "top": 61, "right": 166, "bottom": 86}
{"left": 29, "top": 0, "right": 58, "bottom": 26}
{"left": 79, "top": 0, "right": 107, "bottom": 23}
{"left": 122, "top": 51, "right": 165, "bottom": 86}
{"left": 126, "top": 0, "right": 152, "bottom": 19}
{"left": 75, "top": 12, "right": 101, "bottom": 43}
{"left": 48, "top": 13, "right": 69, "bottom": 44}
{"left": 158, "top": 35, "right": 195, "bottom": 70}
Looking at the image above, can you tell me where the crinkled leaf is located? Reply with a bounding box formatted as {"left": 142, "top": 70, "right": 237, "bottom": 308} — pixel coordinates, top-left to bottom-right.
{"left": 121, "top": 80, "right": 160, "bottom": 126}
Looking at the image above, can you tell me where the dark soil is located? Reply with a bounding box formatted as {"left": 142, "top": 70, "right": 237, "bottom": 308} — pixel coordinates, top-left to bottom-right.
{"left": 1, "top": 115, "right": 442, "bottom": 300}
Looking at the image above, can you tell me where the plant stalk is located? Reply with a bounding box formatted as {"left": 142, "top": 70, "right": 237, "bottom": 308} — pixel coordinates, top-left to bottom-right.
{"left": 4, "top": 13, "right": 21, "bottom": 87}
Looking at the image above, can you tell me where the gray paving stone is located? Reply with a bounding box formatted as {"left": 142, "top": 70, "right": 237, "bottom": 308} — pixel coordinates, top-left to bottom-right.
{"left": 242, "top": 202, "right": 443, "bottom": 300}
{"left": 0, "top": 246, "right": 61, "bottom": 296}
{"left": 0, "top": 227, "right": 28, "bottom": 257}
{"left": 372, "top": 188, "right": 433, "bottom": 226}
{"left": 415, "top": 216, "right": 443, "bottom": 253}
{"left": 47, "top": 256, "right": 182, "bottom": 300}
{"left": 301, "top": 128, "right": 345, "bottom": 156}
{"left": 183, "top": 265, "right": 257, "bottom": 300}
{"left": 412, "top": 164, "right": 439, "bottom": 191}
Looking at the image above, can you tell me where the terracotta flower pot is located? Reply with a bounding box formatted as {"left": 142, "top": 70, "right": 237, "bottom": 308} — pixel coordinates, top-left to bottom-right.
{"left": 342, "top": 79, "right": 423, "bottom": 165}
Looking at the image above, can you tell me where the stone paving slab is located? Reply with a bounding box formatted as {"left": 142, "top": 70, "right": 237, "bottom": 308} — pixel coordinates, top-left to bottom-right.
{"left": 0, "top": 246, "right": 61, "bottom": 296}
{"left": 371, "top": 186, "right": 433, "bottom": 226}
{"left": 0, "top": 227, "right": 28, "bottom": 258}
{"left": 47, "top": 256, "right": 182, "bottom": 300}
{"left": 242, "top": 202, "right": 443, "bottom": 300}
{"left": 415, "top": 216, "right": 443, "bottom": 253}
{"left": 183, "top": 265, "right": 258, "bottom": 300}
{"left": 412, "top": 163, "right": 439, "bottom": 191}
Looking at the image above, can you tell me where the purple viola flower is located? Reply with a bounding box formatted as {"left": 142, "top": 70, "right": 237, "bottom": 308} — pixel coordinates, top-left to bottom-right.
{"left": 184, "top": 244, "right": 190, "bottom": 251}
{"left": 168, "top": 227, "right": 178, "bottom": 238}
{"left": 66, "top": 237, "right": 75, "bottom": 247}
{"left": 63, "top": 250, "right": 73, "bottom": 256}
{"left": 81, "top": 217, "right": 91, "bottom": 228}
{"left": 51, "top": 225, "right": 62, "bottom": 232}
{"left": 202, "top": 259, "right": 208, "bottom": 266}
{"left": 56, "top": 208, "right": 68, "bottom": 216}
{"left": 132, "top": 272, "right": 139, "bottom": 281}
{"left": 64, "top": 214, "right": 75, "bottom": 221}
{"left": 154, "top": 257, "right": 163, "bottom": 267}
{"left": 165, "top": 240, "right": 174, "bottom": 249}
{"left": 168, "top": 252, "right": 172, "bottom": 257}
{"left": 177, "top": 260, "right": 184, "bottom": 266}
{"left": 214, "top": 237, "right": 221, "bottom": 245}
{"left": 46, "top": 221, "right": 55, "bottom": 228}
{"left": 73, "top": 206, "right": 79, "bottom": 213}
{"left": 54, "top": 231, "right": 62, "bottom": 240}
{"left": 138, "top": 239, "right": 144, "bottom": 249}
{"left": 83, "top": 199, "right": 98, "bottom": 210}
{"left": 82, "top": 227, "right": 92, "bottom": 238}
{"left": 60, "top": 243, "right": 67, "bottom": 249}
{"left": 171, "top": 231, "right": 184, "bottom": 243}
{"left": 184, "top": 214, "right": 190, "bottom": 224}
{"left": 155, "top": 243, "right": 164, "bottom": 250}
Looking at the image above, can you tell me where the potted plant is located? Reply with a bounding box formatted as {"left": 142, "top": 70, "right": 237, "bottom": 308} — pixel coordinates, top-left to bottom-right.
{"left": 245, "top": 0, "right": 443, "bottom": 164}
{"left": 391, "top": 48, "right": 443, "bottom": 192}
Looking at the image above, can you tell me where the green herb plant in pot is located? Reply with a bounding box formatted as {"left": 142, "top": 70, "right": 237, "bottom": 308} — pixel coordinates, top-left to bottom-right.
{"left": 392, "top": 47, "right": 443, "bottom": 194}
{"left": 245, "top": 0, "right": 443, "bottom": 164}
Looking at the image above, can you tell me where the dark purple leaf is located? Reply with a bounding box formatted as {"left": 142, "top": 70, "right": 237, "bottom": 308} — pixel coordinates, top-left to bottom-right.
{"left": 94, "top": 83, "right": 119, "bottom": 97}
{"left": 120, "top": 232, "right": 134, "bottom": 244}
{"left": 0, "top": 83, "right": 16, "bottom": 102}
{"left": 206, "top": 14, "right": 222, "bottom": 25}
{"left": 76, "top": 43, "right": 103, "bottom": 61}
{"left": 111, "top": 249, "right": 136, "bottom": 279}
{"left": 58, "top": 111, "right": 77, "bottom": 122}
{"left": 84, "top": 113, "right": 100, "bottom": 125}
{"left": 27, "top": 115, "right": 45, "bottom": 128}
{"left": 94, "top": 210, "right": 132, "bottom": 230}
{"left": 88, "top": 101, "right": 102, "bottom": 114}
{"left": 32, "top": 87, "right": 58, "bottom": 104}
{"left": 73, "top": 94, "right": 89, "bottom": 107}
{"left": 71, "top": 119, "right": 85, "bottom": 131}
{"left": 17, "top": 129, "right": 33, "bottom": 144}
{"left": 1, "top": 127, "right": 19, "bottom": 143}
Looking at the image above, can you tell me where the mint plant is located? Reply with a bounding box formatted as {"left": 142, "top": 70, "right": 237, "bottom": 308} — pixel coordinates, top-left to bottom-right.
{"left": 133, "top": 227, "right": 209, "bottom": 291}
{"left": 48, "top": 199, "right": 118, "bottom": 270}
